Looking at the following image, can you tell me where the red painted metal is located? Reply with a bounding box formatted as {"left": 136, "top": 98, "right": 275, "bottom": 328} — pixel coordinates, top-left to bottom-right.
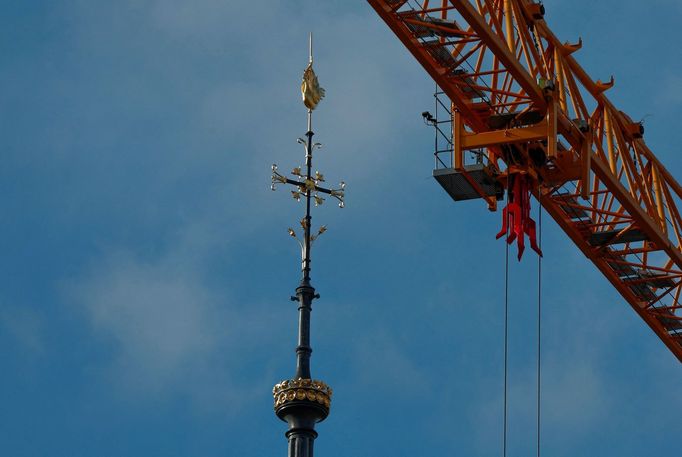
{"left": 497, "top": 174, "right": 542, "bottom": 260}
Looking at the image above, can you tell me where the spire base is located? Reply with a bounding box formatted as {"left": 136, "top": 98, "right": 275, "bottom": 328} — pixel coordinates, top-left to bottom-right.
{"left": 273, "top": 378, "right": 332, "bottom": 457}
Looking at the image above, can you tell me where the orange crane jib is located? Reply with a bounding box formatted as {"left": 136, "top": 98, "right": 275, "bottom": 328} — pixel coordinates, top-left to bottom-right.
{"left": 496, "top": 174, "right": 542, "bottom": 260}
{"left": 367, "top": 0, "right": 682, "bottom": 362}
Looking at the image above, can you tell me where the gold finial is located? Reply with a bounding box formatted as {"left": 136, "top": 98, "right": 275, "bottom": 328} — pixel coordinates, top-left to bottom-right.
{"left": 301, "top": 33, "right": 325, "bottom": 110}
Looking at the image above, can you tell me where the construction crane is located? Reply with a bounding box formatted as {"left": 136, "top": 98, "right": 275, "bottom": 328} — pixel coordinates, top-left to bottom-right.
{"left": 367, "top": 0, "right": 682, "bottom": 362}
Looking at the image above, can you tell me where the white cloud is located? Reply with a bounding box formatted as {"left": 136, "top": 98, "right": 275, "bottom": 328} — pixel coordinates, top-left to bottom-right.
{"left": 72, "top": 251, "right": 218, "bottom": 386}
{"left": 63, "top": 224, "right": 282, "bottom": 415}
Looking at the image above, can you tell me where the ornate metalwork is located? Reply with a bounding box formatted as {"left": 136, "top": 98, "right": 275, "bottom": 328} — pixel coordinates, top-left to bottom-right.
{"left": 271, "top": 161, "right": 345, "bottom": 209}
{"left": 273, "top": 378, "right": 333, "bottom": 410}
{"left": 270, "top": 33, "right": 344, "bottom": 457}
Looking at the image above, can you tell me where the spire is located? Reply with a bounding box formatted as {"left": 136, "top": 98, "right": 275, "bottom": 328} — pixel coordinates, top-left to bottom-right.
{"left": 270, "top": 34, "right": 345, "bottom": 457}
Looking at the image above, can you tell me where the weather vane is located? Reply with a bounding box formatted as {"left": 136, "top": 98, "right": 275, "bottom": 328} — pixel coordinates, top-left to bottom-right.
{"left": 270, "top": 33, "right": 345, "bottom": 457}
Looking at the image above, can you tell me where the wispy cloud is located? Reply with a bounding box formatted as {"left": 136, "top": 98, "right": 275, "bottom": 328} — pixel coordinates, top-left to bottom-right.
{"left": 63, "top": 223, "right": 283, "bottom": 415}
{"left": 465, "top": 282, "right": 622, "bottom": 455}
{"left": 0, "top": 305, "right": 45, "bottom": 356}
{"left": 658, "top": 74, "right": 682, "bottom": 106}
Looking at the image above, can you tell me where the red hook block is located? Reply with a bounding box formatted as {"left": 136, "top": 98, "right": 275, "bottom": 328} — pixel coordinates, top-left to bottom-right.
{"left": 496, "top": 174, "right": 543, "bottom": 260}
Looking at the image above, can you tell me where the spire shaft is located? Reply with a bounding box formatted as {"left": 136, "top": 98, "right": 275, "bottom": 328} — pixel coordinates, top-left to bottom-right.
{"left": 295, "top": 111, "right": 315, "bottom": 380}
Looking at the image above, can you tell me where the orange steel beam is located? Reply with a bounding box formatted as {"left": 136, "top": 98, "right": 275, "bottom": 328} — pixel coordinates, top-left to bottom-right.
{"left": 538, "top": 191, "right": 682, "bottom": 360}
{"left": 535, "top": 17, "right": 682, "bottom": 200}
{"left": 368, "top": 1, "right": 487, "bottom": 131}
{"left": 367, "top": 0, "right": 682, "bottom": 361}
{"left": 455, "top": 0, "right": 546, "bottom": 113}
{"left": 461, "top": 124, "right": 547, "bottom": 148}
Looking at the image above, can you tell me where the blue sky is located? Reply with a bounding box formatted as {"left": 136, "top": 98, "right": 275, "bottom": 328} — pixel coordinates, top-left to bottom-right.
{"left": 1, "top": 1, "right": 681, "bottom": 456}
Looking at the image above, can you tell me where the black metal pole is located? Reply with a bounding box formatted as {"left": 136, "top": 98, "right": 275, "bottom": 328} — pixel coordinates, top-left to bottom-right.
{"left": 295, "top": 108, "right": 315, "bottom": 380}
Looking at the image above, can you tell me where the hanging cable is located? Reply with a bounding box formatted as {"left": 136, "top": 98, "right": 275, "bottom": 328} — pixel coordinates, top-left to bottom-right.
{"left": 503, "top": 177, "right": 510, "bottom": 457}
{"left": 536, "top": 189, "right": 543, "bottom": 457}
{"left": 501, "top": 179, "right": 543, "bottom": 457}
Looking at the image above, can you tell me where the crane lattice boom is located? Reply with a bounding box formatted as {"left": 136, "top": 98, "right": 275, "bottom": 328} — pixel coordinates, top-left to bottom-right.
{"left": 368, "top": 0, "right": 682, "bottom": 361}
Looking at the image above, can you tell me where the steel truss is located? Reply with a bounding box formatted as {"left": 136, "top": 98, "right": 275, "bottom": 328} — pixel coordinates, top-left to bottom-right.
{"left": 368, "top": 0, "right": 682, "bottom": 361}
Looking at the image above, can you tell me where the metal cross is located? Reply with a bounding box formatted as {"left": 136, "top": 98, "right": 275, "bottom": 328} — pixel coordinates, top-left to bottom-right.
{"left": 271, "top": 121, "right": 345, "bottom": 284}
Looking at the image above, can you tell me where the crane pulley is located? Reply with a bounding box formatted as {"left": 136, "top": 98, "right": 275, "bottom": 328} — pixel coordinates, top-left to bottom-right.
{"left": 368, "top": 0, "right": 682, "bottom": 361}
